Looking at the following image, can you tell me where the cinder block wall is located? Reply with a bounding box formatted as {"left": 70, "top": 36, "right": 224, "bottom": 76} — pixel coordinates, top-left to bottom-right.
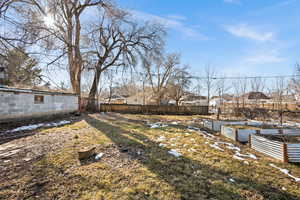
{"left": 0, "top": 88, "right": 78, "bottom": 122}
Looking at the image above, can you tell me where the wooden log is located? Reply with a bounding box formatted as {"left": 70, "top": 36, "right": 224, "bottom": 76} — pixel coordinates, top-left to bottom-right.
{"left": 78, "top": 147, "right": 96, "bottom": 160}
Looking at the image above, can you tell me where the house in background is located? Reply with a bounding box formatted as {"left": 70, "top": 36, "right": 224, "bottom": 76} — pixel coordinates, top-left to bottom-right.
{"left": 209, "top": 94, "right": 234, "bottom": 107}
{"left": 104, "top": 94, "right": 127, "bottom": 104}
{"left": 241, "top": 91, "right": 270, "bottom": 104}
{"left": 180, "top": 93, "right": 208, "bottom": 106}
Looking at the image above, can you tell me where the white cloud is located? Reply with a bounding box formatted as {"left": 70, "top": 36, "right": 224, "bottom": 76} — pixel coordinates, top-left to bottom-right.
{"left": 166, "top": 14, "right": 187, "bottom": 21}
{"left": 245, "top": 54, "right": 285, "bottom": 64}
{"left": 130, "top": 10, "right": 209, "bottom": 40}
{"left": 244, "top": 50, "right": 285, "bottom": 64}
{"left": 224, "top": 24, "right": 275, "bottom": 41}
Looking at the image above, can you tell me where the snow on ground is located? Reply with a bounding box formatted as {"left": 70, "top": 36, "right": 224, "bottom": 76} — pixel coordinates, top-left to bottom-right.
{"left": 5, "top": 120, "right": 71, "bottom": 133}
{"left": 148, "top": 122, "right": 168, "bottom": 129}
{"left": 157, "top": 136, "right": 166, "bottom": 142}
{"left": 233, "top": 155, "right": 245, "bottom": 161}
{"left": 188, "top": 126, "right": 259, "bottom": 162}
{"left": 235, "top": 152, "right": 257, "bottom": 160}
{"left": 95, "top": 153, "right": 104, "bottom": 160}
{"left": 168, "top": 149, "right": 182, "bottom": 157}
{"left": 270, "top": 164, "right": 300, "bottom": 182}
{"left": 159, "top": 143, "right": 166, "bottom": 147}
{"left": 229, "top": 178, "right": 236, "bottom": 183}
{"left": 210, "top": 143, "right": 224, "bottom": 151}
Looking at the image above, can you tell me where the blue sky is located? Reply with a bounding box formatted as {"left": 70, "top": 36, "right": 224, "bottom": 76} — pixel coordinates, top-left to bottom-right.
{"left": 116, "top": 0, "right": 300, "bottom": 77}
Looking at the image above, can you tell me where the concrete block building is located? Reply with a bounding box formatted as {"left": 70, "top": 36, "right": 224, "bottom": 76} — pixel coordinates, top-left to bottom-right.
{"left": 0, "top": 87, "right": 78, "bottom": 122}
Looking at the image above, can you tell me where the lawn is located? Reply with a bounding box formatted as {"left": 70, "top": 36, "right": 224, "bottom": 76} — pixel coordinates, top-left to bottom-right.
{"left": 0, "top": 113, "right": 300, "bottom": 200}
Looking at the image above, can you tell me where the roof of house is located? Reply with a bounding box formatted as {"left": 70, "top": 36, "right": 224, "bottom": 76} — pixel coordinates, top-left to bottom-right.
{"left": 182, "top": 93, "right": 207, "bottom": 101}
{"left": 0, "top": 86, "right": 77, "bottom": 96}
{"left": 242, "top": 91, "right": 270, "bottom": 100}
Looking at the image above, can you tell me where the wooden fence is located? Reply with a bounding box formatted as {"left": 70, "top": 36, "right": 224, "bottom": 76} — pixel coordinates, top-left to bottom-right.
{"left": 99, "top": 104, "right": 209, "bottom": 115}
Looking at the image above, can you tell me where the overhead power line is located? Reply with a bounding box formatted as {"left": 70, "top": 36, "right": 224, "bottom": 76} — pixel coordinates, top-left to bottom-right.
{"left": 187, "top": 74, "right": 300, "bottom": 80}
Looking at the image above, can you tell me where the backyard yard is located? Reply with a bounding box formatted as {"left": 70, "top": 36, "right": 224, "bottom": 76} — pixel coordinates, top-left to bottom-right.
{"left": 1, "top": 113, "right": 300, "bottom": 200}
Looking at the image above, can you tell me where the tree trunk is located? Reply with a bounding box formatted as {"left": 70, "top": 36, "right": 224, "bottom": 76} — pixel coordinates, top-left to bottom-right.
{"left": 87, "top": 70, "right": 101, "bottom": 111}
{"left": 70, "top": 66, "right": 81, "bottom": 95}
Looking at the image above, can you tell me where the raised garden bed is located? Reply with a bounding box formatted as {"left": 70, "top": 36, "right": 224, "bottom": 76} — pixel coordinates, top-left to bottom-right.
{"left": 202, "top": 119, "right": 246, "bottom": 132}
{"left": 221, "top": 124, "right": 300, "bottom": 143}
{"left": 221, "top": 125, "right": 260, "bottom": 143}
{"left": 250, "top": 134, "right": 300, "bottom": 162}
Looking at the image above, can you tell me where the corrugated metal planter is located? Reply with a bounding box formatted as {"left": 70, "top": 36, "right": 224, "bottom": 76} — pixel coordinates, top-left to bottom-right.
{"left": 221, "top": 125, "right": 260, "bottom": 143}
{"left": 203, "top": 119, "right": 246, "bottom": 132}
{"left": 221, "top": 123, "right": 300, "bottom": 143}
{"left": 250, "top": 134, "right": 300, "bottom": 163}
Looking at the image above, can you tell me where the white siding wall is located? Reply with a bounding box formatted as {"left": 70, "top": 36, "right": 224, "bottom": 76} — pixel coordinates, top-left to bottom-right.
{"left": 0, "top": 90, "right": 78, "bottom": 121}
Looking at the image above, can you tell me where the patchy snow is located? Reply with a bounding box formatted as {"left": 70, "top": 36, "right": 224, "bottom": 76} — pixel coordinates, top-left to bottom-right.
{"left": 233, "top": 155, "right": 245, "bottom": 161}
{"left": 282, "top": 187, "right": 287, "bottom": 191}
{"left": 6, "top": 123, "right": 44, "bottom": 133}
{"left": 44, "top": 120, "right": 71, "bottom": 127}
{"left": 270, "top": 163, "right": 300, "bottom": 182}
{"left": 210, "top": 143, "right": 224, "bottom": 151}
{"left": 159, "top": 143, "right": 166, "bottom": 147}
{"left": 226, "top": 146, "right": 241, "bottom": 152}
{"left": 235, "top": 152, "right": 257, "bottom": 160}
{"left": 247, "top": 153, "right": 257, "bottom": 160}
{"left": 148, "top": 122, "right": 168, "bottom": 129}
{"left": 187, "top": 126, "right": 200, "bottom": 131}
{"left": 171, "top": 121, "right": 179, "bottom": 125}
{"left": 157, "top": 136, "right": 166, "bottom": 142}
{"left": 168, "top": 149, "right": 182, "bottom": 157}
{"left": 229, "top": 178, "right": 236, "bottom": 183}
{"left": 6, "top": 120, "right": 71, "bottom": 133}
{"left": 198, "top": 131, "right": 215, "bottom": 140}
{"left": 188, "top": 148, "right": 196, "bottom": 152}
{"left": 95, "top": 153, "right": 104, "bottom": 160}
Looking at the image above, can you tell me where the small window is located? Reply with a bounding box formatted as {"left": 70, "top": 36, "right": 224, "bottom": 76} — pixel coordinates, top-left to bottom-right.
{"left": 34, "top": 95, "right": 44, "bottom": 104}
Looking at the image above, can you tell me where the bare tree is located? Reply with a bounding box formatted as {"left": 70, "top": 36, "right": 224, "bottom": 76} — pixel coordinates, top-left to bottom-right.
{"left": 167, "top": 66, "right": 191, "bottom": 106}
{"left": 204, "top": 65, "right": 216, "bottom": 107}
{"left": 143, "top": 53, "right": 180, "bottom": 105}
{"left": 85, "top": 8, "right": 164, "bottom": 110}
{"left": 215, "top": 76, "right": 229, "bottom": 116}
{"left": 232, "top": 79, "right": 241, "bottom": 114}
{"left": 193, "top": 79, "right": 203, "bottom": 97}
{"left": 239, "top": 78, "right": 248, "bottom": 109}
{"left": 274, "top": 77, "right": 287, "bottom": 125}
{"left": 0, "top": 0, "right": 35, "bottom": 57}
{"left": 291, "top": 63, "right": 300, "bottom": 99}
{"left": 7, "top": 0, "right": 113, "bottom": 98}
{"left": 106, "top": 69, "right": 116, "bottom": 103}
{"left": 250, "top": 77, "right": 266, "bottom": 108}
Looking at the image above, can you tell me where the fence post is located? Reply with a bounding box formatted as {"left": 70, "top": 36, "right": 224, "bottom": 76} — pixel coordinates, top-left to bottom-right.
{"left": 235, "top": 128, "right": 238, "bottom": 142}
{"left": 249, "top": 134, "right": 252, "bottom": 147}
{"left": 282, "top": 143, "right": 288, "bottom": 163}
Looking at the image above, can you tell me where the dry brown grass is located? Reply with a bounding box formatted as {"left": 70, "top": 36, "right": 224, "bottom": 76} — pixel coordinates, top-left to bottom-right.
{"left": 0, "top": 113, "right": 300, "bottom": 200}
